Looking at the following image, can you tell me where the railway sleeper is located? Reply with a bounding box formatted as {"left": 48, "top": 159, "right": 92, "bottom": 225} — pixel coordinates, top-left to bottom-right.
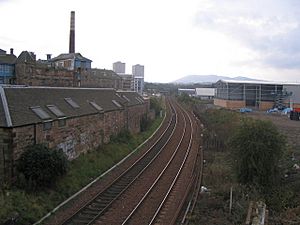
{"left": 78, "top": 213, "right": 96, "bottom": 220}
{"left": 87, "top": 203, "right": 104, "bottom": 211}
{"left": 71, "top": 218, "right": 92, "bottom": 224}
{"left": 82, "top": 209, "right": 100, "bottom": 215}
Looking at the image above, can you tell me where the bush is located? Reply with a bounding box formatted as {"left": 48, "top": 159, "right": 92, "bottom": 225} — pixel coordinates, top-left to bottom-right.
{"left": 150, "top": 97, "right": 163, "bottom": 116}
{"left": 110, "top": 129, "right": 133, "bottom": 144}
{"left": 229, "top": 119, "right": 286, "bottom": 191}
{"left": 140, "top": 115, "right": 151, "bottom": 132}
{"left": 17, "top": 144, "right": 68, "bottom": 190}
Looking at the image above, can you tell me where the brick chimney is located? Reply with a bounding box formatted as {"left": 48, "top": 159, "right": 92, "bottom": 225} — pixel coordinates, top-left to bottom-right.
{"left": 10, "top": 48, "right": 14, "bottom": 55}
{"left": 46, "top": 54, "right": 52, "bottom": 60}
{"left": 69, "top": 11, "right": 75, "bottom": 53}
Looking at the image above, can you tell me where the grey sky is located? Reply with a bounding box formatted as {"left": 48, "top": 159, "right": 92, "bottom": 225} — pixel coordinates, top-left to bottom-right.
{"left": 1, "top": 0, "right": 300, "bottom": 82}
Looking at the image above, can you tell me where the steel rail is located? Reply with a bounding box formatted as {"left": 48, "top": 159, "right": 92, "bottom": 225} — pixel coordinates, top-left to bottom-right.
{"left": 148, "top": 101, "right": 195, "bottom": 225}
{"left": 121, "top": 100, "right": 193, "bottom": 225}
{"left": 59, "top": 98, "right": 178, "bottom": 225}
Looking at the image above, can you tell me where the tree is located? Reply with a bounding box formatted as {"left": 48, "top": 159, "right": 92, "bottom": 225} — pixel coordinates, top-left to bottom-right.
{"left": 229, "top": 118, "right": 286, "bottom": 190}
{"left": 150, "top": 97, "right": 162, "bottom": 116}
{"left": 17, "top": 144, "right": 68, "bottom": 190}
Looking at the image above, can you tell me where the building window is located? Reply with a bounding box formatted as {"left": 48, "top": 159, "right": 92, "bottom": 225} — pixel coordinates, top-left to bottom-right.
{"left": 65, "top": 98, "right": 80, "bottom": 108}
{"left": 31, "top": 106, "right": 51, "bottom": 120}
{"left": 112, "top": 100, "right": 122, "bottom": 108}
{"left": 89, "top": 101, "right": 104, "bottom": 111}
{"left": 43, "top": 121, "right": 52, "bottom": 131}
{"left": 47, "top": 105, "right": 65, "bottom": 117}
{"left": 58, "top": 119, "right": 66, "bottom": 127}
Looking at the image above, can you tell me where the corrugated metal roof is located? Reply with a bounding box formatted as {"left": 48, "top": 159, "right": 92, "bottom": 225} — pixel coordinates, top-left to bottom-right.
{"left": 195, "top": 88, "right": 215, "bottom": 96}
{"left": 219, "top": 79, "right": 300, "bottom": 86}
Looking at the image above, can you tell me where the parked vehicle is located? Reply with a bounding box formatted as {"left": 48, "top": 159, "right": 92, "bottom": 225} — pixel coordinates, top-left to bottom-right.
{"left": 290, "top": 108, "right": 300, "bottom": 121}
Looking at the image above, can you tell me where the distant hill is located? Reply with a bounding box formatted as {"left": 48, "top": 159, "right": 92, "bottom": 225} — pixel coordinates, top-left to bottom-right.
{"left": 173, "top": 75, "right": 262, "bottom": 84}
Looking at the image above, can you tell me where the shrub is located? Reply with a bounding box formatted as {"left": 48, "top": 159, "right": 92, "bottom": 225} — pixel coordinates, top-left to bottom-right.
{"left": 110, "top": 129, "right": 133, "bottom": 144}
{"left": 150, "top": 97, "right": 163, "bottom": 116}
{"left": 17, "top": 144, "right": 68, "bottom": 190}
{"left": 229, "top": 119, "right": 286, "bottom": 191}
{"left": 140, "top": 115, "right": 151, "bottom": 132}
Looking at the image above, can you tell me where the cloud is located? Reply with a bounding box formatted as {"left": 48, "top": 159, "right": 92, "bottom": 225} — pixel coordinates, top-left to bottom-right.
{"left": 195, "top": 0, "right": 300, "bottom": 69}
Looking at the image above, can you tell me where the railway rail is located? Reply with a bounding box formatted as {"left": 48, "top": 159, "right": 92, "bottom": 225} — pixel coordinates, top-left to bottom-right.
{"left": 56, "top": 97, "right": 202, "bottom": 225}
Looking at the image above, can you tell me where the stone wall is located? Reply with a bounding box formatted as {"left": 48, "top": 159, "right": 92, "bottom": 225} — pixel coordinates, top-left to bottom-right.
{"left": 15, "top": 63, "right": 124, "bottom": 89}
{"left": 0, "top": 128, "right": 13, "bottom": 183}
{"left": 0, "top": 97, "right": 149, "bottom": 185}
{"left": 15, "top": 63, "right": 75, "bottom": 87}
{"left": 126, "top": 104, "right": 147, "bottom": 134}
{"left": 10, "top": 111, "right": 126, "bottom": 162}
{"left": 80, "top": 70, "right": 122, "bottom": 89}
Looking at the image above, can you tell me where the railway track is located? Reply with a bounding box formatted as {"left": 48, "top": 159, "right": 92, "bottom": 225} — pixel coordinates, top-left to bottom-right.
{"left": 118, "top": 100, "right": 196, "bottom": 225}
{"left": 57, "top": 98, "right": 201, "bottom": 225}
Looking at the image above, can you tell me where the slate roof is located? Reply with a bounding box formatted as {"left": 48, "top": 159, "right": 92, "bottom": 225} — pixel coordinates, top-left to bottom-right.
{"left": 117, "top": 91, "right": 145, "bottom": 107}
{"left": 51, "top": 53, "right": 92, "bottom": 62}
{"left": 0, "top": 54, "right": 17, "bottom": 64}
{"left": 16, "top": 51, "right": 36, "bottom": 63}
{"left": 0, "top": 97, "right": 6, "bottom": 126}
{"left": 0, "top": 86, "right": 131, "bottom": 127}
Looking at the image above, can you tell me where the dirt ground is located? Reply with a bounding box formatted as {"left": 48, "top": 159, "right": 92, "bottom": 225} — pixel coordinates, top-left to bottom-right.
{"left": 191, "top": 109, "right": 300, "bottom": 225}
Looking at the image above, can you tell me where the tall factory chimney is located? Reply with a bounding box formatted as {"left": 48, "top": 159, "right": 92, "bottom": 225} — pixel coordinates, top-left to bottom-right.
{"left": 69, "top": 11, "right": 75, "bottom": 53}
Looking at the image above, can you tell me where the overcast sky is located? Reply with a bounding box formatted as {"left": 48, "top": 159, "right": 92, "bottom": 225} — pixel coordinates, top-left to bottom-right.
{"left": 1, "top": 0, "right": 300, "bottom": 83}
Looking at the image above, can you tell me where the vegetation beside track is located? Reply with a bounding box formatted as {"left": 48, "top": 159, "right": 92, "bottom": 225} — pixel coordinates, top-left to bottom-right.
{"left": 177, "top": 95, "right": 300, "bottom": 225}
{"left": 0, "top": 115, "right": 163, "bottom": 225}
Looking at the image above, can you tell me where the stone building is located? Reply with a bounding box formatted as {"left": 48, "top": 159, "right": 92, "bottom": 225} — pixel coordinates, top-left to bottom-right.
{"left": 14, "top": 51, "right": 122, "bottom": 89}
{"left": 15, "top": 51, "right": 75, "bottom": 87}
{"left": 0, "top": 86, "right": 149, "bottom": 184}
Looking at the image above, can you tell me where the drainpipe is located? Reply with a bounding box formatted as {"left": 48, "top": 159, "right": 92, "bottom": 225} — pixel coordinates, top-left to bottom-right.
{"left": 33, "top": 124, "right": 37, "bottom": 145}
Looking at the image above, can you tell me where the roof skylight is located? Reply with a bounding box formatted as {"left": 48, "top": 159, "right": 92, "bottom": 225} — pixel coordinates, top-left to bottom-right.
{"left": 112, "top": 100, "right": 122, "bottom": 108}
{"left": 47, "top": 105, "right": 65, "bottom": 117}
{"left": 31, "top": 106, "right": 51, "bottom": 120}
{"left": 64, "top": 98, "right": 80, "bottom": 108}
{"left": 90, "top": 101, "right": 103, "bottom": 111}
{"left": 122, "top": 95, "right": 130, "bottom": 102}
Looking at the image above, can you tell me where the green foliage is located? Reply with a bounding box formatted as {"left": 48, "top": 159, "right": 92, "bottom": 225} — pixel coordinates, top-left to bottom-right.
{"left": 110, "top": 129, "right": 133, "bottom": 144}
{"left": 17, "top": 144, "right": 68, "bottom": 190}
{"left": 140, "top": 115, "right": 151, "bottom": 132}
{"left": 150, "top": 97, "right": 163, "bottom": 116}
{"left": 229, "top": 118, "right": 286, "bottom": 190}
{"left": 0, "top": 117, "right": 164, "bottom": 224}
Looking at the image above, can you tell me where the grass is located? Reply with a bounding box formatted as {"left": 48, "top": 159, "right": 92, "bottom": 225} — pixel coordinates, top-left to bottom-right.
{"left": 0, "top": 117, "right": 163, "bottom": 225}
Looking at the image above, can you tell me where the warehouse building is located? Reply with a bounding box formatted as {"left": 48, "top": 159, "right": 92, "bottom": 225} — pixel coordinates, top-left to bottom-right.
{"left": 214, "top": 79, "right": 300, "bottom": 110}
{"left": 0, "top": 86, "right": 149, "bottom": 184}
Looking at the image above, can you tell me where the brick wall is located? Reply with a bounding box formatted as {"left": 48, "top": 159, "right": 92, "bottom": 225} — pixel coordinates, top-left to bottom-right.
{"left": 214, "top": 98, "right": 245, "bottom": 109}
{"left": 259, "top": 101, "right": 274, "bottom": 110}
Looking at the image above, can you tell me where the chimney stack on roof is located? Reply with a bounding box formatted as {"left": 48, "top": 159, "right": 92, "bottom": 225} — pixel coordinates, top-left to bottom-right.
{"left": 69, "top": 11, "right": 75, "bottom": 54}
{"left": 46, "top": 54, "right": 52, "bottom": 60}
{"left": 10, "top": 48, "right": 14, "bottom": 55}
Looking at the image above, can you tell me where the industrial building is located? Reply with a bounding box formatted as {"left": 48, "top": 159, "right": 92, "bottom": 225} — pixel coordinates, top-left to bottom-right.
{"left": 214, "top": 79, "right": 300, "bottom": 110}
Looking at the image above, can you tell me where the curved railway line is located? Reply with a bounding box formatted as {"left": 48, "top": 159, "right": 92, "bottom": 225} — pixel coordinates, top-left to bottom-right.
{"left": 52, "top": 97, "right": 202, "bottom": 225}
